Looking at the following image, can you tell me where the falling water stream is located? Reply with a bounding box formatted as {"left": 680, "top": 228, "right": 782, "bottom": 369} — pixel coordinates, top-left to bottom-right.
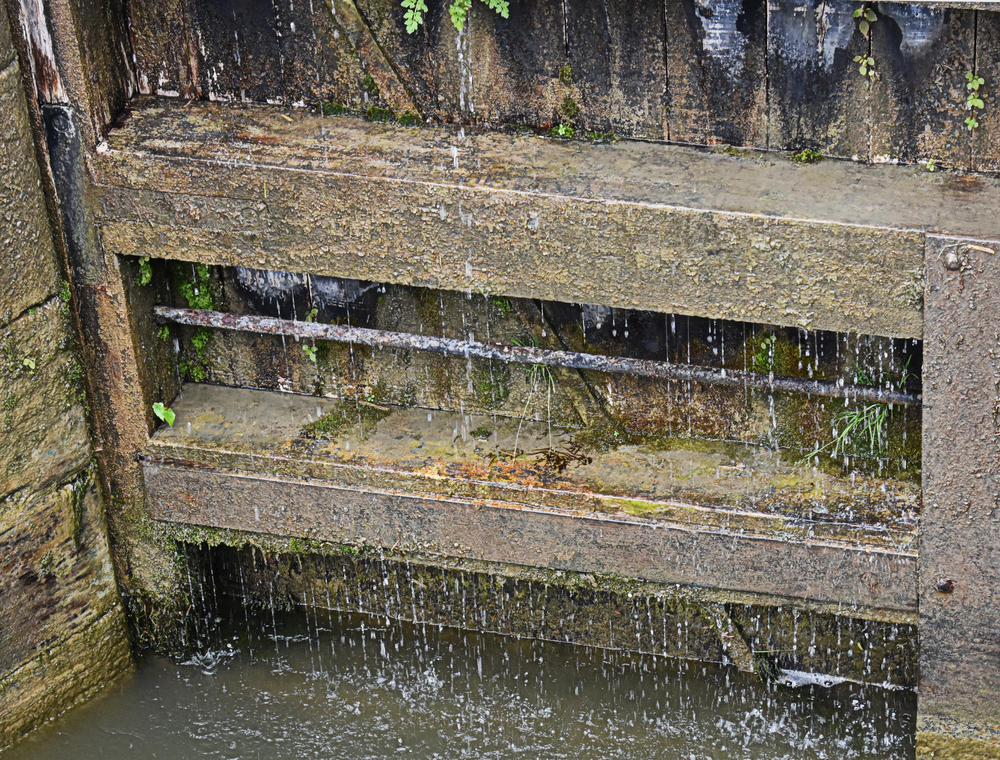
{"left": 7, "top": 604, "right": 915, "bottom": 759}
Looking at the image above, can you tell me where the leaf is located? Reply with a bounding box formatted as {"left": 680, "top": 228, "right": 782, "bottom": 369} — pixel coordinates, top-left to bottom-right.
{"left": 970, "top": 96, "right": 985, "bottom": 110}
{"left": 449, "top": 0, "right": 471, "bottom": 30}
{"left": 152, "top": 402, "right": 176, "bottom": 427}
{"left": 480, "top": 0, "right": 509, "bottom": 19}
{"left": 854, "top": 8, "right": 862, "bottom": 17}
{"left": 401, "top": 0, "right": 428, "bottom": 33}
{"left": 22, "top": 357, "right": 35, "bottom": 371}
{"left": 305, "top": 308, "right": 317, "bottom": 323}
{"left": 859, "top": 19, "right": 869, "bottom": 35}
{"left": 865, "top": 9, "right": 876, "bottom": 22}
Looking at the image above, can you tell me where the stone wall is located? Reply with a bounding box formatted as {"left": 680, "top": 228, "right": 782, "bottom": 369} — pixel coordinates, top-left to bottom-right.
{"left": 0, "top": 0, "right": 131, "bottom": 747}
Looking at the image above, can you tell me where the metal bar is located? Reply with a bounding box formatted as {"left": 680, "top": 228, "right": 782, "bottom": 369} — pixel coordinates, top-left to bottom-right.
{"left": 154, "top": 306, "right": 921, "bottom": 405}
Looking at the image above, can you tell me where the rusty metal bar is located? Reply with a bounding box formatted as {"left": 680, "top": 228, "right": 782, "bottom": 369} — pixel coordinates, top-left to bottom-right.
{"left": 154, "top": 306, "right": 921, "bottom": 405}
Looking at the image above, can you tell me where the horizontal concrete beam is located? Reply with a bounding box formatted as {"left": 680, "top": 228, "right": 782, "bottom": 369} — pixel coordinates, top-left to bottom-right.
{"left": 143, "top": 460, "right": 917, "bottom": 616}
{"left": 90, "top": 98, "right": 1000, "bottom": 338}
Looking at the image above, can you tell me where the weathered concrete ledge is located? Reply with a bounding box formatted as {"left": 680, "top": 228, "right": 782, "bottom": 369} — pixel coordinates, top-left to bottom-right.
{"left": 88, "top": 98, "right": 1000, "bottom": 338}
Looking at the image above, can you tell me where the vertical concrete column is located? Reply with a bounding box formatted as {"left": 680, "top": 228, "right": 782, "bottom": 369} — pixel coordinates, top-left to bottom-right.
{"left": 0, "top": 0, "right": 130, "bottom": 746}
{"left": 919, "top": 234, "right": 1000, "bottom": 757}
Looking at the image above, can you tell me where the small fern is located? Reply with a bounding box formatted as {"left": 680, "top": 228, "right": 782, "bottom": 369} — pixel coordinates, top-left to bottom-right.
{"left": 404, "top": 0, "right": 509, "bottom": 33}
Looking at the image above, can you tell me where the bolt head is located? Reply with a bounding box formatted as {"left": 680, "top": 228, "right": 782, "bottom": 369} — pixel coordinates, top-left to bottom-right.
{"left": 936, "top": 578, "right": 954, "bottom": 594}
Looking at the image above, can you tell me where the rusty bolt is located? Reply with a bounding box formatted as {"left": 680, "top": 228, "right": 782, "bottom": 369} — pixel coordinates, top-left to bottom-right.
{"left": 944, "top": 251, "right": 961, "bottom": 271}
{"left": 936, "top": 578, "right": 954, "bottom": 593}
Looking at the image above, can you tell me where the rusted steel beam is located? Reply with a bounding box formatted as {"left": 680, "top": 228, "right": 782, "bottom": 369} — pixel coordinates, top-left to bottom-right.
{"left": 154, "top": 305, "right": 921, "bottom": 405}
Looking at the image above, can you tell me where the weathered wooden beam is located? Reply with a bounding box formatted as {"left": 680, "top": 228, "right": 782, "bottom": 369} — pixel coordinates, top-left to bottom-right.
{"left": 143, "top": 461, "right": 918, "bottom": 615}
{"left": 919, "top": 234, "right": 1000, "bottom": 746}
{"left": 87, "top": 98, "right": 1000, "bottom": 338}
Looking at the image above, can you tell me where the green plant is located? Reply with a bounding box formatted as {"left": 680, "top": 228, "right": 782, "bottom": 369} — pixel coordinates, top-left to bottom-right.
{"left": 152, "top": 401, "right": 176, "bottom": 427}
{"left": 806, "top": 357, "right": 914, "bottom": 461}
{"left": 303, "top": 344, "right": 318, "bottom": 363}
{"left": 790, "top": 148, "right": 822, "bottom": 164}
{"left": 157, "top": 325, "right": 170, "bottom": 342}
{"left": 137, "top": 256, "right": 153, "bottom": 287}
{"left": 471, "top": 426, "right": 491, "bottom": 439}
{"left": 403, "top": 0, "right": 508, "bottom": 33}
{"left": 752, "top": 333, "right": 776, "bottom": 373}
{"left": 490, "top": 296, "right": 514, "bottom": 316}
{"left": 853, "top": 5, "right": 876, "bottom": 36}
{"left": 550, "top": 123, "right": 574, "bottom": 139}
{"left": 965, "top": 71, "right": 985, "bottom": 131}
{"left": 852, "top": 5, "right": 877, "bottom": 79}
{"left": 559, "top": 63, "right": 573, "bottom": 86}
{"left": 924, "top": 158, "right": 937, "bottom": 172}
{"left": 397, "top": 113, "right": 422, "bottom": 127}
{"left": 854, "top": 54, "right": 875, "bottom": 78}
{"left": 58, "top": 280, "right": 71, "bottom": 304}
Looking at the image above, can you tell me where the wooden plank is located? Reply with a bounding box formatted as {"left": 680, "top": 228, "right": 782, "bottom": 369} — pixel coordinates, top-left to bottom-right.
{"left": 972, "top": 8, "right": 1000, "bottom": 170}
{"left": 144, "top": 461, "right": 918, "bottom": 613}
{"left": 766, "top": 0, "right": 868, "bottom": 157}
{"left": 665, "top": 0, "right": 767, "bottom": 146}
{"left": 920, "top": 234, "right": 1000, "bottom": 733}
{"left": 870, "top": 3, "right": 974, "bottom": 168}
{"left": 468, "top": 0, "right": 565, "bottom": 127}
{"left": 565, "top": 0, "right": 666, "bottom": 138}
{"left": 94, "top": 98, "right": 1000, "bottom": 337}
{"left": 353, "top": 0, "right": 462, "bottom": 120}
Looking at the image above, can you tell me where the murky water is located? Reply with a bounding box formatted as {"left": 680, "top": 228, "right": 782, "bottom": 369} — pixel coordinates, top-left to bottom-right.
{"left": 8, "top": 606, "right": 915, "bottom": 759}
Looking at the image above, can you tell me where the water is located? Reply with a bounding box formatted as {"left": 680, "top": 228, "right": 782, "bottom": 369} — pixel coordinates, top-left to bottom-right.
{"left": 7, "top": 606, "right": 915, "bottom": 759}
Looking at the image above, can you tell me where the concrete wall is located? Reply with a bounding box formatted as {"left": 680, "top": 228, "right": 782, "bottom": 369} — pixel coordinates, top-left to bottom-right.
{"left": 0, "top": 0, "right": 130, "bottom": 747}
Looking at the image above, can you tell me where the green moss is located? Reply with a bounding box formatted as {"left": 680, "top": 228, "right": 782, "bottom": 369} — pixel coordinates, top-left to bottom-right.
{"left": 1, "top": 393, "right": 15, "bottom": 411}
{"left": 561, "top": 96, "right": 580, "bottom": 120}
{"left": 397, "top": 112, "right": 422, "bottom": 127}
{"left": 586, "top": 132, "right": 620, "bottom": 144}
{"left": 157, "top": 326, "right": 170, "bottom": 342}
{"left": 361, "top": 74, "right": 379, "bottom": 97}
{"left": 550, "top": 123, "right": 574, "bottom": 139}
{"left": 365, "top": 106, "right": 396, "bottom": 123}
{"left": 471, "top": 426, "right": 491, "bottom": 439}
{"left": 321, "top": 101, "right": 356, "bottom": 116}
{"left": 299, "top": 402, "right": 390, "bottom": 440}
{"left": 558, "top": 62, "right": 573, "bottom": 86}
{"left": 58, "top": 280, "right": 71, "bottom": 304}
{"left": 473, "top": 360, "right": 511, "bottom": 408}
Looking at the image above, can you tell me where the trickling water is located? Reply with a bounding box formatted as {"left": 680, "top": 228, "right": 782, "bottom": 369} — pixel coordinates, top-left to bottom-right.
{"left": 7, "top": 605, "right": 914, "bottom": 759}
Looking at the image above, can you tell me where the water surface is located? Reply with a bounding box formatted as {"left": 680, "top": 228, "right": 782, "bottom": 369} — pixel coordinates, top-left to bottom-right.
{"left": 7, "top": 607, "right": 914, "bottom": 759}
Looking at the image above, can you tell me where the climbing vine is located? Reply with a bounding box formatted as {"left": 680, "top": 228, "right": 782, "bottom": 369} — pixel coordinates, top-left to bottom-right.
{"left": 965, "top": 71, "right": 985, "bottom": 131}
{"left": 402, "top": 0, "right": 509, "bottom": 34}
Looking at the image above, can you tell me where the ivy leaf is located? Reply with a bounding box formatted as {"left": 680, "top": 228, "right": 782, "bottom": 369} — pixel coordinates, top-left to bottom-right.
{"left": 152, "top": 402, "right": 176, "bottom": 427}
{"left": 969, "top": 96, "right": 985, "bottom": 110}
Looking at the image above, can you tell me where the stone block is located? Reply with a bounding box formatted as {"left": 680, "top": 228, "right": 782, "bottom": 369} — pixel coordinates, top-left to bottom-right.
{"left": 0, "top": 299, "right": 90, "bottom": 499}
{"left": 0, "top": 64, "right": 60, "bottom": 326}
